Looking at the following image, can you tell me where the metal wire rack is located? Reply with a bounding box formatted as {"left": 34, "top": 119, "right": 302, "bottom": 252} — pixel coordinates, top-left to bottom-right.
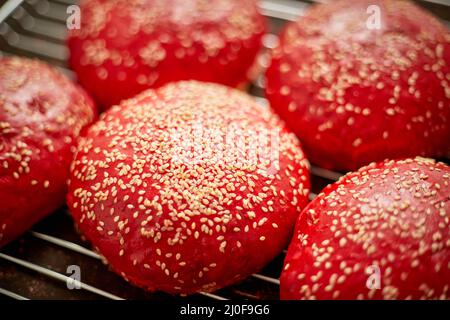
{"left": 0, "top": 0, "right": 448, "bottom": 300}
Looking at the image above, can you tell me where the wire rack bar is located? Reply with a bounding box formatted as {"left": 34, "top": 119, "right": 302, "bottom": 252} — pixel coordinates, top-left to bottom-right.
{"left": 0, "top": 0, "right": 25, "bottom": 24}
{"left": 258, "top": 0, "right": 307, "bottom": 21}
{"left": 251, "top": 274, "right": 280, "bottom": 285}
{"left": 198, "top": 292, "right": 229, "bottom": 301}
{"left": 0, "top": 253, "right": 125, "bottom": 300}
{"left": 30, "top": 231, "right": 102, "bottom": 259}
{"left": 0, "top": 287, "right": 29, "bottom": 300}
{"left": 6, "top": 14, "right": 67, "bottom": 43}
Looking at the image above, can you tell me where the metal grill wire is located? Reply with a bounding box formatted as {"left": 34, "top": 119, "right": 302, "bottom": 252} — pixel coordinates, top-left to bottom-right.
{"left": 0, "top": 0, "right": 448, "bottom": 300}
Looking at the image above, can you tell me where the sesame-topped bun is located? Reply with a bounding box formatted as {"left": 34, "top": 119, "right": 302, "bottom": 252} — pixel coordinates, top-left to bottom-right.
{"left": 281, "top": 157, "right": 450, "bottom": 300}
{"left": 68, "top": 0, "right": 266, "bottom": 109}
{"left": 67, "top": 81, "right": 310, "bottom": 294}
{"left": 0, "top": 57, "right": 96, "bottom": 247}
{"left": 265, "top": 0, "right": 450, "bottom": 171}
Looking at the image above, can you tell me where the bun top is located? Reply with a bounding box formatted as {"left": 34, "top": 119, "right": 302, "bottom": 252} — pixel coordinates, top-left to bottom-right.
{"left": 68, "top": 81, "right": 310, "bottom": 293}
{"left": 266, "top": 0, "right": 450, "bottom": 170}
{"left": 0, "top": 57, "right": 95, "bottom": 183}
{"left": 282, "top": 157, "right": 450, "bottom": 300}
{"left": 68, "top": 0, "right": 266, "bottom": 107}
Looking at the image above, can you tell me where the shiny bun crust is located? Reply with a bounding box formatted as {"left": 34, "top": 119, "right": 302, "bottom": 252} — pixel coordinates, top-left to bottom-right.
{"left": 0, "top": 57, "right": 96, "bottom": 247}
{"left": 281, "top": 157, "right": 450, "bottom": 300}
{"left": 68, "top": 0, "right": 266, "bottom": 108}
{"left": 265, "top": 0, "right": 450, "bottom": 171}
{"left": 67, "top": 81, "right": 310, "bottom": 294}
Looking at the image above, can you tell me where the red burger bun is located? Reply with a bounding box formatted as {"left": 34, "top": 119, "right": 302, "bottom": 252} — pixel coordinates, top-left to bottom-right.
{"left": 281, "top": 157, "right": 450, "bottom": 300}
{"left": 67, "top": 81, "right": 310, "bottom": 294}
{"left": 265, "top": 0, "right": 450, "bottom": 171}
{"left": 68, "top": 0, "right": 266, "bottom": 109}
{"left": 0, "top": 57, "right": 96, "bottom": 247}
